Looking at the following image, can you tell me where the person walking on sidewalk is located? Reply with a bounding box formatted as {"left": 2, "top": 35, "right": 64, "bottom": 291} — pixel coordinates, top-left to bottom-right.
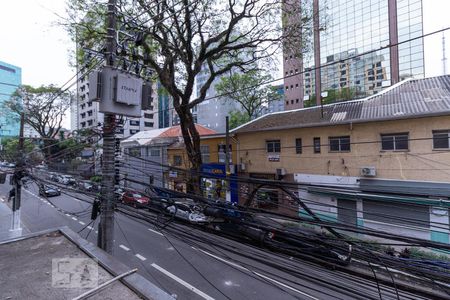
{"left": 7, "top": 188, "right": 15, "bottom": 202}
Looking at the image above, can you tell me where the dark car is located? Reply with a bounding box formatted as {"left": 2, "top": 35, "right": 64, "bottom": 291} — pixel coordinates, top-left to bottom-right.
{"left": 122, "top": 191, "right": 150, "bottom": 208}
{"left": 39, "top": 184, "right": 61, "bottom": 197}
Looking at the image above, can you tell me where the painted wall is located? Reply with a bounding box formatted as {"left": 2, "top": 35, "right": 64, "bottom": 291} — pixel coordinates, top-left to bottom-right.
{"left": 236, "top": 115, "right": 450, "bottom": 182}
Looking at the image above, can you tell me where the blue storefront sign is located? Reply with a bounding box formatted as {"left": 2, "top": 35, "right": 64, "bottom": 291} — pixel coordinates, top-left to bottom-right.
{"left": 201, "top": 163, "right": 238, "bottom": 204}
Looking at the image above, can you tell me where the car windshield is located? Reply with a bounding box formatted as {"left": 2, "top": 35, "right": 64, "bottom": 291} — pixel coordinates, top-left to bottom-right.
{"left": 133, "top": 194, "right": 142, "bottom": 198}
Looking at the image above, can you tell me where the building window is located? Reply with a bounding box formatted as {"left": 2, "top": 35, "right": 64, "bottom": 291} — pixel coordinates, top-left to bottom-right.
{"left": 266, "top": 140, "right": 281, "bottom": 153}
{"left": 313, "top": 137, "right": 321, "bottom": 153}
{"left": 129, "top": 147, "right": 141, "bottom": 157}
{"left": 173, "top": 155, "right": 182, "bottom": 166}
{"left": 144, "top": 113, "right": 154, "bottom": 119}
{"left": 381, "top": 133, "right": 409, "bottom": 151}
{"left": 144, "top": 122, "right": 154, "bottom": 127}
{"left": 329, "top": 136, "right": 351, "bottom": 152}
{"left": 295, "top": 138, "right": 302, "bottom": 154}
{"left": 88, "top": 101, "right": 93, "bottom": 107}
{"left": 200, "top": 145, "right": 210, "bottom": 163}
{"left": 218, "top": 144, "right": 232, "bottom": 163}
{"left": 433, "top": 130, "right": 450, "bottom": 149}
{"left": 129, "top": 120, "right": 140, "bottom": 126}
{"left": 286, "top": 101, "right": 289, "bottom": 105}
{"left": 148, "top": 148, "right": 160, "bottom": 157}
{"left": 87, "top": 120, "right": 93, "bottom": 126}
{"left": 130, "top": 129, "right": 139, "bottom": 134}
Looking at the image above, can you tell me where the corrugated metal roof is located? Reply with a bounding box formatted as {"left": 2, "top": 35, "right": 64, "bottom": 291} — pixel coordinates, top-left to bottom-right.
{"left": 233, "top": 76, "right": 450, "bottom": 133}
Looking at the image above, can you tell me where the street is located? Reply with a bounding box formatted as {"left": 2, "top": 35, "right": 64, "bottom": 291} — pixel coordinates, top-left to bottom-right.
{"left": 0, "top": 181, "right": 430, "bottom": 300}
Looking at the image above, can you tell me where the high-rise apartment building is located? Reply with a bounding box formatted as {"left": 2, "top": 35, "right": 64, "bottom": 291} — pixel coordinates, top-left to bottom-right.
{"left": 0, "top": 60, "right": 21, "bottom": 137}
{"left": 283, "top": 0, "right": 424, "bottom": 111}
{"left": 194, "top": 63, "right": 242, "bottom": 132}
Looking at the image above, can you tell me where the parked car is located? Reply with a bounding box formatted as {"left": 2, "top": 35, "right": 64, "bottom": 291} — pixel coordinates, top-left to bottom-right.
{"left": 166, "top": 202, "right": 210, "bottom": 223}
{"left": 79, "top": 181, "right": 93, "bottom": 191}
{"left": 58, "top": 175, "right": 77, "bottom": 186}
{"left": 114, "top": 188, "right": 126, "bottom": 199}
{"left": 121, "top": 191, "right": 150, "bottom": 208}
{"left": 38, "top": 184, "right": 61, "bottom": 197}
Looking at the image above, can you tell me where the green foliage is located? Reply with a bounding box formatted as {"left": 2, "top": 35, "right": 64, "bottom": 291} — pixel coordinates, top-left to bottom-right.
{"left": 303, "top": 87, "right": 357, "bottom": 108}
{"left": 228, "top": 111, "right": 251, "bottom": 129}
{"left": 3, "top": 85, "right": 72, "bottom": 141}
{"left": 90, "top": 175, "right": 102, "bottom": 183}
{"left": 2, "top": 138, "right": 35, "bottom": 161}
{"left": 215, "top": 70, "right": 281, "bottom": 120}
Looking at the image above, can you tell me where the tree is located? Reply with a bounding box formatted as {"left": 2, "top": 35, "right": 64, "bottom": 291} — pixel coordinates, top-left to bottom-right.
{"left": 228, "top": 111, "right": 251, "bottom": 129}
{"left": 1, "top": 137, "right": 36, "bottom": 162}
{"left": 67, "top": 0, "right": 309, "bottom": 193}
{"left": 3, "top": 85, "right": 72, "bottom": 157}
{"left": 215, "top": 70, "right": 281, "bottom": 124}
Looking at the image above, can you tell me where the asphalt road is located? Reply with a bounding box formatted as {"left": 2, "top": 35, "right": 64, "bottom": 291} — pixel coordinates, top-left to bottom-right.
{"left": 0, "top": 181, "right": 433, "bottom": 300}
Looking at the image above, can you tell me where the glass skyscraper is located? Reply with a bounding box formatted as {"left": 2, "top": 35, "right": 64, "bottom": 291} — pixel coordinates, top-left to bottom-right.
{"left": 0, "top": 60, "right": 21, "bottom": 137}
{"left": 283, "top": 0, "right": 424, "bottom": 110}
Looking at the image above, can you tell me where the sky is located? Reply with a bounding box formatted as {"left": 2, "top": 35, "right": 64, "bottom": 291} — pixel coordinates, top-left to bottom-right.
{"left": 0, "top": 0, "right": 450, "bottom": 129}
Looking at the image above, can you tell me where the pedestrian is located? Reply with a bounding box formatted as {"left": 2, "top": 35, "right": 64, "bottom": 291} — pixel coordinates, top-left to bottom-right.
{"left": 8, "top": 188, "right": 15, "bottom": 202}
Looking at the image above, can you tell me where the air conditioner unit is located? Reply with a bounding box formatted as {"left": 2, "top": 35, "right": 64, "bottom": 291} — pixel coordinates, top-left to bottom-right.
{"left": 361, "top": 167, "right": 376, "bottom": 177}
{"left": 238, "top": 163, "right": 246, "bottom": 172}
{"left": 276, "top": 168, "right": 286, "bottom": 176}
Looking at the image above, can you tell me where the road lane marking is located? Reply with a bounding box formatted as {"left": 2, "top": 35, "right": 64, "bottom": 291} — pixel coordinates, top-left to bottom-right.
{"left": 194, "top": 248, "right": 318, "bottom": 300}
{"left": 148, "top": 228, "right": 164, "bottom": 236}
{"left": 135, "top": 254, "right": 146, "bottom": 261}
{"left": 95, "top": 231, "right": 98, "bottom": 234}
{"left": 87, "top": 226, "right": 93, "bottom": 230}
{"left": 72, "top": 217, "right": 78, "bottom": 221}
{"left": 119, "top": 245, "right": 130, "bottom": 251}
{"left": 79, "top": 221, "right": 86, "bottom": 225}
{"left": 65, "top": 213, "right": 71, "bottom": 217}
{"left": 151, "top": 263, "right": 215, "bottom": 300}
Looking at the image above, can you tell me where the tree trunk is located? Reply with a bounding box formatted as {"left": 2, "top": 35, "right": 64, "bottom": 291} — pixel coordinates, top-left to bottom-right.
{"left": 177, "top": 106, "right": 202, "bottom": 196}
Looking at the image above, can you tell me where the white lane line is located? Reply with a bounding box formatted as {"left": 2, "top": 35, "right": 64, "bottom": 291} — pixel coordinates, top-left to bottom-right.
{"left": 148, "top": 228, "right": 164, "bottom": 236}
{"left": 72, "top": 217, "right": 78, "bottom": 221}
{"left": 151, "top": 263, "right": 215, "bottom": 300}
{"left": 79, "top": 221, "right": 86, "bottom": 225}
{"left": 87, "top": 226, "right": 93, "bottom": 230}
{"left": 135, "top": 254, "right": 147, "bottom": 261}
{"left": 119, "top": 244, "right": 130, "bottom": 251}
{"left": 95, "top": 231, "right": 98, "bottom": 234}
{"left": 194, "top": 248, "right": 318, "bottom": 300}
{"left": 65, "top": 213, "right": 71, "bottom": 217}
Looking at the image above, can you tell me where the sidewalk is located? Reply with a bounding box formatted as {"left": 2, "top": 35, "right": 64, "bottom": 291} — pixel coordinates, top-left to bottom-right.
{"left": 0, "top": 196, "right": 29, "bottom": 241}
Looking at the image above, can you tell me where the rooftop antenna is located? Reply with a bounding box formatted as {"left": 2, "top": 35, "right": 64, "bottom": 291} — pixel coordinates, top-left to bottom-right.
{"left": 442, "top": 32, "right": 447, "bottom": 75}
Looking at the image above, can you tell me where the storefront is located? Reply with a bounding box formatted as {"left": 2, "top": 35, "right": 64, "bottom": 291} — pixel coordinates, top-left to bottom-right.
{"left": 201, "top": 163, "right": 238, "bottom": 204}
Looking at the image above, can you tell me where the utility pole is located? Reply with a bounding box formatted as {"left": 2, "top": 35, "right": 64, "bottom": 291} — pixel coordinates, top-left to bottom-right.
{"left": 225, "top": 116, "right": 231, "bottom": 202}
{"left": 97, "top": 0, "right": 117, "bottom": 254}
{"left": 11, "top": 112, "right": 25, "bottom": 233}
{"left": 442, "top": 32, "right": 447, "bottom": 75}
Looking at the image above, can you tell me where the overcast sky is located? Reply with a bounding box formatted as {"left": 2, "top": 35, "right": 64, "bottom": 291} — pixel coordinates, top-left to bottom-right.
{"left": 0, "top": 0, "right": 449, "bottom": 128}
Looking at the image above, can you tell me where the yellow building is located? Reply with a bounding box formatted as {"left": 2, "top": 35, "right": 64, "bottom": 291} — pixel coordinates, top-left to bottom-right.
{"left": 232, "top": 76, "right": 450, "bottom": 243}
{"left": 166, "top": 134, "right": 239, "bottom": 202}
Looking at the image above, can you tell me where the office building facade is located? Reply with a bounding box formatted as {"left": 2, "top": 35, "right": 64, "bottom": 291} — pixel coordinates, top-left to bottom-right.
{"left": 283, "top": 0, "right": 424, "bottom": 110}
{"left": 0, "top": 61, "right": 21, "bottom": 137}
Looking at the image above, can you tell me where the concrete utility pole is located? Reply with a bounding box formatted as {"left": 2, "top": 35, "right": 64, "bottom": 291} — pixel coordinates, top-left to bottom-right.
{"left": 11, "top": 112, "right": 25, "bottom": 233}
{"left": 442, "top": 32, "right": 448, "bottom": 75}
{"left": 97, "top": 0, "right": 117, "bottom": 254}
{"left": 225, "top": 116, "right": 231, "bottom": 202}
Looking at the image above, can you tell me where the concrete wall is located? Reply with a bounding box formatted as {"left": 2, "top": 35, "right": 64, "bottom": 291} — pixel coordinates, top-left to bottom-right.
{"left": 236, "top": 116, "right": 450, "bottom": 182}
